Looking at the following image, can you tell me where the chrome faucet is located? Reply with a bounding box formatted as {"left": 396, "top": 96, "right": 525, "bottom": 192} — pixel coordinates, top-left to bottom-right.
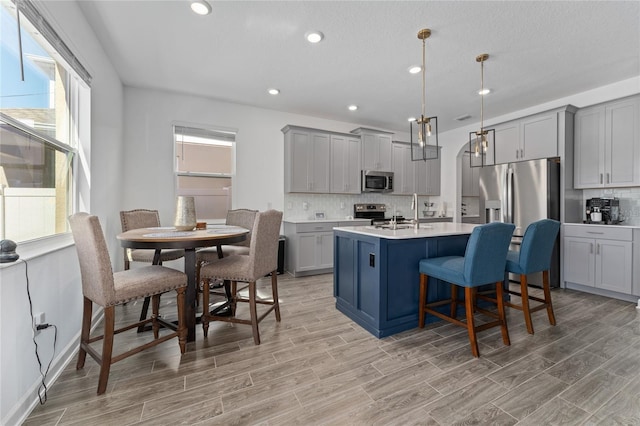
{"left": 411, "top": 193, "right": 419, "bottom": 229}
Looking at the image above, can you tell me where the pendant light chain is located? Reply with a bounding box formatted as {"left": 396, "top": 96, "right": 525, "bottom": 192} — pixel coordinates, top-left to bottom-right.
{"left": 421, "top": 36, "right": 426, "bottom": 121}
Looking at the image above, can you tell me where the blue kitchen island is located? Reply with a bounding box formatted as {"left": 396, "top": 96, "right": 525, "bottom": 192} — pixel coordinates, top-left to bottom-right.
{"left": 333, "top": 222, "right": 479, "bottom": 338}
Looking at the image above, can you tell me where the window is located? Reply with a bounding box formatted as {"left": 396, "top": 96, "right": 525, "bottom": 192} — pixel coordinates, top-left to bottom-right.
{"left": 0, "top": 0, "right": 90, "bottom": 242}
{"left": 174, "top": 125, "right": 235, "bottom": 221}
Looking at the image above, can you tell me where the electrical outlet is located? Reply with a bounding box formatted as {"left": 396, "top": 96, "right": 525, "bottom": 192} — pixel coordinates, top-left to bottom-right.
{"left": 33, "top": 312, "right": 45, "bottom": 335}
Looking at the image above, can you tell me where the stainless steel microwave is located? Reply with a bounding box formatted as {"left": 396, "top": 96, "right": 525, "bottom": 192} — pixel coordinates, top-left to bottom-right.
{"left": 361, "top": 170, "right": 394, "bottom": 193}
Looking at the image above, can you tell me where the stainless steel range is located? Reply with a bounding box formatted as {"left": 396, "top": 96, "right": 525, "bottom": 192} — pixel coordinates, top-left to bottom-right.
{"left": 353, "top": 203, "right": 405, "bottom": 225}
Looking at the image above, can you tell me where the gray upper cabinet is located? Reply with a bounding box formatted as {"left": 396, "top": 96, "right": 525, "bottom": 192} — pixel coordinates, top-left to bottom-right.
{"left": 283, "top": 126, "right": 331, "bottom": 193}
{"left": 392, "top": 143, "right": 440, "bottom": 196}
{"left": 330, "top": 135, "right": 361, "bottom": 194}
{"left": 574, "top": 95, "right": 640, "bottom": 189}
{"left": 461, "top": 152, "right": 480, "bottom": 197}
{"left": 494, "top": 111, "right": 558, "bottom": 164}
{"left": 352, "top": 128, "right": 393, "bottom": 171}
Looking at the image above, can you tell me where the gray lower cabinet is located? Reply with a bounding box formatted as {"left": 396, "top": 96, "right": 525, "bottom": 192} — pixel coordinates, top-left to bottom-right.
{"left": 563, "top": 225, "right": 638, "bottom": 297}
{"left": 284, "top": 220, "right": 370, "bottom": 277}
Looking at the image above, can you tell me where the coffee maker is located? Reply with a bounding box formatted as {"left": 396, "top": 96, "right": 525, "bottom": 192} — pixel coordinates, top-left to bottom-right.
{"left": 585, "top": 198, "right": 620, "bottom": 224}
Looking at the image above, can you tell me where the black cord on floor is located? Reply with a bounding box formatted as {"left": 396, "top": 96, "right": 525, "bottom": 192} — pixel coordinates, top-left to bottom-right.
{"left": 22, "top": 259, "right": 57, "bottom": 404}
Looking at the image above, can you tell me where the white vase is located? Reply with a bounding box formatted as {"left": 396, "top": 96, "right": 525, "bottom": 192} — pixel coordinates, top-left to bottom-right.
{"left": 174, "top": 196, "right": 196, "bottom": 231}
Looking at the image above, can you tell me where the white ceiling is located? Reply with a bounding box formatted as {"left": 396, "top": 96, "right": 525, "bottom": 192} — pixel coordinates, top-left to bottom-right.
{"left": 77, "top": 0, "right": 640, "bottom": 134}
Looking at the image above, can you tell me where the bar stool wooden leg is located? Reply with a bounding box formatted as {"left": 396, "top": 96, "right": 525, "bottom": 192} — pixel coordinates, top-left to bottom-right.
{"left": 496, "top": 281, "right": 510, "bottom": 346}
{"left": 464, "top": 286, "right": 479, "bottom": 358}
{"left": 520, "top": 275, "right": 534, "bottom": 334}
{"left": 418, "top": 274, "right": 427, "bottom": 328}
{"left": 543, "top": 270, "right": 556, "bottom": 326}
{"left": 450, "top": 285, "right": 458, "bottom": 319}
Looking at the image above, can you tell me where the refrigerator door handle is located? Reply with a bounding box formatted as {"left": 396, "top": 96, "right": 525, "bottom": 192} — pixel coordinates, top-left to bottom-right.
{"left": 506, "top": 167, "right": 514, "bottom": 223}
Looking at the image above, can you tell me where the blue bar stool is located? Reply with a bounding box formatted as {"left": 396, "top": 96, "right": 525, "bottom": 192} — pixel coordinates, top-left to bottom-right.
{"left": 504, "top": 219, "right": 560, "bottom": 334}
{"left": 418, "top": 222, "right": 515, "bottom": 357}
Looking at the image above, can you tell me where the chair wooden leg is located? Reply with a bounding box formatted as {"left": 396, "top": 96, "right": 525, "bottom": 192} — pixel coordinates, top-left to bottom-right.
{"left": 152, "top": 294, "right": 161, "bottom": 339}
{"left": 97, "top": 306, "right": 115, "bottom": 395}
{"left": 249, "top": 281, "right": 260, "bottom": 345}
{"left": 520, "top": 274, "right": 534, "bottom": 334}
{"left": 176, "top": 287, "right": 187, "bottom": 353}
{"left": 77, "top": 297, "right": 92, "bottom": 370}
{"left": 496, "top": 281, "right": 510, "bottom": 346}
{"left": 418, "top": 273, "right": 427, "bottom": 328}
{"left": 450, "top": 284, "right": 458, "bottom": 319}
{"left": 543, "top": 270, "right": 556, "bottom": 326}
{"left": 271, "top": 271, "right": 281, "bottom": 322}
{"left": 230, "top": 281, "right": 238, "bottom": 317}
{"left": 464, "top": 286, "right": 479, "bottom": 357}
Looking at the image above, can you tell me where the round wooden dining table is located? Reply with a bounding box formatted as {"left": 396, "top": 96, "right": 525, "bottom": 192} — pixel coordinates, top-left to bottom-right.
{"left": 117, "top": 225, "right": 249, "bottom": 342}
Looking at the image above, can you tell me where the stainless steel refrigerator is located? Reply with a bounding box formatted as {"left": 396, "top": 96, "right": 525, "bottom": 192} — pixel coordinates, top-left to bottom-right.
{"left": 479, "top": 157, "right": 561, "bottom": 287}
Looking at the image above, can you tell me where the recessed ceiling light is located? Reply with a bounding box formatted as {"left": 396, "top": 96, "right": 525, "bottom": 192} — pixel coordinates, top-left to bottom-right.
{"left": 305, "top": 31, "right": 324, "bottom": 43}
{"left": 478, "top": 88, "right": 491, "bottom": 95}
{"left": 408, "top": 66, "right": 422, "bottom": 74}
{"left": 348, "top": 105, "right": 358, "bottom": 111}
{"left": 408, "top": 117, "right": 416, "bottom": 122}
{"left": 268, "top": 88, "right": 280, "bottom": 95}
{"left": 190, "top": 0, "right": 211, "bottom": 15}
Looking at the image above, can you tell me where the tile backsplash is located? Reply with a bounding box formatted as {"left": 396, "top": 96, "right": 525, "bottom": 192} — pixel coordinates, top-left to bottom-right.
{"left": 582, "top": 187, "right": 640, "bottom": 226}
{"left": 284, "top": 193, "right": 446, "bottom": 221}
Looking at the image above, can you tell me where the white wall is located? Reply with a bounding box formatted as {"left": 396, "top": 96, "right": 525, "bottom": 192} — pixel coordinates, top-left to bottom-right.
{"left": 0, "top": 1, "right": 124, "bottom": 424}
{"left": 121, "top": 86, "right": 410, "bottom": 230}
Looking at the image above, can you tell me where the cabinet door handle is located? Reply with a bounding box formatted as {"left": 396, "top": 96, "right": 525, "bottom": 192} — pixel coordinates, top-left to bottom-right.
{"left": 600, "top": 173, "right": 603, "bottom": 184}
{"left": 590, "top": 242, "right": 593, "bottom": 254}
{"left": 515, "top": 150, "right": 519, "bottom": 159}
{"left": 596, "top": 243, "right": 600, "bottom": 255}
{"left": 606, "top": 173, "right": 610, "bottom": 184}
{"left": 520, "top": 148, "right": 524, "bottom": 158}
{"left": 587, "top": 231, "right": 604, "bottom": 235}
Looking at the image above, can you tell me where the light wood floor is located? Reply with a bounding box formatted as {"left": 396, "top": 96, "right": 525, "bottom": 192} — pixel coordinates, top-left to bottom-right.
{"left": 25, "top": 273, "right": 640, "bottom": 425}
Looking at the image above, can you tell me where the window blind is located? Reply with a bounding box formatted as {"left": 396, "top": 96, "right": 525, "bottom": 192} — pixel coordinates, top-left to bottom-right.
{"left": 14, "top": 0, "right": 92, "bottom": 86}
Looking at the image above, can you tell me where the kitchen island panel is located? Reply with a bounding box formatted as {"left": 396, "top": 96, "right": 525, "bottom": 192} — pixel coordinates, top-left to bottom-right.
{"left": 334, "top": 228, "right": 475, "bottom": 337}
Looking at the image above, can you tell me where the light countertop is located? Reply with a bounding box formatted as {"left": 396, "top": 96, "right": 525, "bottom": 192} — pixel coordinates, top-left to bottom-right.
{"left": 284, "top": 218, "right": 371, "bottom": 224}
{"left": 334, "top": 222, "right": 479, "bottom": 240}
{"left": 564, "top": 223, "right": 640, "bottom": 229}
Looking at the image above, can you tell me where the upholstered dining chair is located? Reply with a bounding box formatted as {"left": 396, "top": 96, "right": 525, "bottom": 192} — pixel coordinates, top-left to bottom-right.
{"left": 120, "top": 209, "right": 185, "bottom": 326}
{"left": 195, "top": 208, "right": 258, "bottom": 307}
{"left": 69, "top": 212, "right": 187, "bottom": 394}
{"left": 120, "top": 209, "right": 185, "bottom": 270}
{"left": 504, "top": 219, "right": 561, "bottom": 334}
{"left": 195, "top": 208, "right": 258, "bottom": 281}
{"left": 199, "top": 209, "right": 283, "bottom": 344}
{"left": 418, "top": 222, "right": 515, "bottom": 357}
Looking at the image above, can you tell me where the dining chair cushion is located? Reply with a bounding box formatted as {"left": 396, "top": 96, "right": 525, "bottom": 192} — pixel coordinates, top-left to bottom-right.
{"left": 419, "top": 222, "right": 515, "bottom": 288}
{"left": 505, "top": 219, "right": 561, "bottom": 275}
{"left": 112, "top": 266, "right": 188, "bottom": 306}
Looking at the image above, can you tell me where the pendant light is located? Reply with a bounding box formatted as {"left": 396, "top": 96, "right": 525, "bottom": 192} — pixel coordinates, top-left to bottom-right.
{"left": 469, "top": 53, "right": 495, "bottom": 167}
{"left": 410, "top": 29, "right": 438, "bottom": 161}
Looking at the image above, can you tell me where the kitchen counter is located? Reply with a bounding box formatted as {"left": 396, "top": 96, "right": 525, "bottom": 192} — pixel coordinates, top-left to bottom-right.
{"left": 564, "top": 222, "right": 640, "bottom": 229}
{"left": 283, "top": 218, "right": 370, "bottom": 224}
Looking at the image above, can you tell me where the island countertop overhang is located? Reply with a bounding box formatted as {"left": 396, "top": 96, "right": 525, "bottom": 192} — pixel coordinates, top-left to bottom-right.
{"left": 333, "top": 222, "right": 479, "bottom": 240}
